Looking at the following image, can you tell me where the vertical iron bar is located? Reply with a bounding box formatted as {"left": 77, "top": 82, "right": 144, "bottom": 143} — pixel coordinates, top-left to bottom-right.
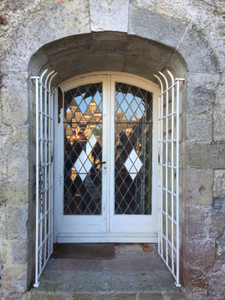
{"left": 39, "top": 70, "right": 47, "bottom": 275}
{"left": 44, "top": 78, "right": 48, "bottom": 266}
{"left": 160, "top": 92, "right": 163, "bottom": 257}
{"left": 39, "top": 79, "right": 43, "bottom": 275}
{"left": 175, "top": 81, "right": 180, "bottom": 287}
{"left": 157, "top": 93, "right": 161, "bottom": 254}
{"left": 168, "top": 71, "right": 175, "bottom": 274}
{"left": 141, "top": 104, "right": 146, "bottom": 213}
{"left": 34, "top": 77, "right": 39, "bottom": 288}
{"left": 159, "top": 71, "right": 169, "bottom": 265}
{"left": 48, "top": 72, "right": 57, "bottom": 255}
{"left": 154, "top": 74, "right": 163, "bottom": 258}
{"left": 47, "top": 85, "right": 51, "bottom": 259}
{"left": 50, "top": 90, "right": 54, "bottom": 254}
{"left": 171, "top": 83, "right": 175, "bottom": 274}
{"left": 165, "top": 84, "right": 169, "bottom": 265}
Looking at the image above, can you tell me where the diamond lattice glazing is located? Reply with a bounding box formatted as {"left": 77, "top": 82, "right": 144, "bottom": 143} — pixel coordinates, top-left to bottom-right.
{"left": 115, "top": 83, "right": 152, "bottom": 215}
{"left": 64, "top": 83, "right": 103, "bottom": 215}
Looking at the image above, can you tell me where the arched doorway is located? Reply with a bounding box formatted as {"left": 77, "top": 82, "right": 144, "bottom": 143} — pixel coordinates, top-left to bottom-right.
{"left": 29, "top": 32, "right": 186, "bottom": 288}
{"left": 54, "top": 72, "right": 159, "bottom": 243}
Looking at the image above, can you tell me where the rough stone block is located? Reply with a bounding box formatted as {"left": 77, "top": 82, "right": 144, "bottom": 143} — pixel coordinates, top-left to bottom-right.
{"left": 187, "top": 113, "right": 212, "bottom": 142}
{"left": 11, "top": 126, "right": 29, "bottom": 144}
{"left": 6, "top": 205, "right": 28, "bottom": 240}
{"left": 2, "top": 265, "right": 27, "bottom": 293}
{"left": 1, "top": 1, "right": 90, "bottom": 73}
{"left": 123, "top": 55, "right": 167, "bottom": 81}
{"left": 184, "top": 168, "right": 213, "bottom": 206}
{"left": 185, "top": 72, "right": 219, "bottom": 114}
{"left": 129, "top": 6, "right": 188, "bottom": 48}
{"left": 213, "top": 111, "right": 225, "bottom": 142}
{"left": 186, "top": 142, "right": 225, "bottom": 169}
{"left": 1, "top": 97, "right": 28, "bottom": 127}
{"left": 217, "top": 229, "right": 225, "bottom": 258}
{"left": 214, "top": 79, "right": 225, "bottom": 107}
{"left": 181, "top": 266, "right": 208, "bottom": 296}
{"left": 177, "top": 26, "right": 219, "bottom": 73}
{"left": 162, "top": 293, "right": 186, "bottom": 300}
{"left": 0, "top": 205, "right": 7, "bottom": 239}
{"left": 0, "top": 139, "right": 8, "bottom": 184}
{"left": 213, "top": 170, "right": 225, "bottom": 199}
{"left": 2, "top": 184, "right": 28, "bottom": 205}
{"left": 7, "top": 142, "right": 28, "bottom": 185}
{"left": 207, "top": 260, "right": 225, "bottom": 299}
{"left": 73, "top": 293, "right": 136, "bottom": 300}
{"left": 26, "top": 291, "right": 70, "bottom": 300}
{"left": 28, "top": 51, "right": 49, "bottom": 77}
{"left": 1, "top": 82, "right": 28, "bottom": 126}
{"left": 139, "top": 293, "right": 163, "bottom": 300}
{"left": 2, "top": 240, "right": 28, "bottom": 265}
{"left": 90, "top": 0, "right": 129, "bottom": 32}
{"left": 92, "top": 31, "right": 129, "bottom": 51}
{"left": 183, "top": 240, "right": 215, "bottom": 267}
{"left": 183, "top": 204, "right": 217, "bottom": 241}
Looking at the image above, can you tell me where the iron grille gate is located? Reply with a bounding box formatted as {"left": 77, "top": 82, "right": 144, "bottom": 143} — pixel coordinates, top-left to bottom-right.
{"left": 31, "top": 69, "right": 57, "bottom": 287}
{"left": 154, "top": 70, "right": 184, "bottom": 286}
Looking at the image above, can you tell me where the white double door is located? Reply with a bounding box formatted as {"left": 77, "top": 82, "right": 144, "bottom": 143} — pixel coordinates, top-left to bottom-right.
{"left": 54, "top": 73, "right": 158, "bottom": 243}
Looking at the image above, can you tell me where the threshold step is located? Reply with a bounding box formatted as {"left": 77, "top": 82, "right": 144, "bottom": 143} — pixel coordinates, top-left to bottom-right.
{"left": 26, "top": 291, "right": 185, "bottom": 300}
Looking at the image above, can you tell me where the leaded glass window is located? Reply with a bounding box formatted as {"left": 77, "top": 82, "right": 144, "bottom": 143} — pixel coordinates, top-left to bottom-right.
{"left": 114, "top": 83, "right": 152, "bottom": 214}
{"left": 64, "top": 83, "right": 103, "bottom": 215}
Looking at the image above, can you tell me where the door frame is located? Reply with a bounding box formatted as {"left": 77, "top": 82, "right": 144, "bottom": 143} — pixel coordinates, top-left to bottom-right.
{"left": 54, "top": 72, "right": 160, "bottom": 243}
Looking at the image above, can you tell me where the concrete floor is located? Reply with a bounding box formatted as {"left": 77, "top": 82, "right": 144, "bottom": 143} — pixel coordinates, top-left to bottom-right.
{"left": 27, "top": 244, "right": 185, "bottom": 299}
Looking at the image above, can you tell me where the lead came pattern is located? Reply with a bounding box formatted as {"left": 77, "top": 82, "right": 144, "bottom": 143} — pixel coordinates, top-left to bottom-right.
{"left": 115, "top": 83, "right": 152, "bottom": 215}
{"left": 64, "top": 83, "right": 103, "bottom": 215}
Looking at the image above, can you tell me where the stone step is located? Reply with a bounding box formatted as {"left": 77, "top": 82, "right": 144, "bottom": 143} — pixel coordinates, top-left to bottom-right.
{"left": 26, "top": 291, "right": 186, "bottom": 300}
{"left": 25, "top": 246, "right": 186, "bottom": 300}
{"left": 25, "top": 269, "right": 186, "bottom": 300}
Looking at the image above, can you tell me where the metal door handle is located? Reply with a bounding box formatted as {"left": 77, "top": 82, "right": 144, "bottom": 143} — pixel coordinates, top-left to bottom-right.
{"left": 96, "top": 161, "right": 106, "bottom": 166}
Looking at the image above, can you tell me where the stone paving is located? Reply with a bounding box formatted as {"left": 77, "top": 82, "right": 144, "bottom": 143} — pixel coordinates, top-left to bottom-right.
{"left": 26, "top": 245, "right": 185, "bottom": 299}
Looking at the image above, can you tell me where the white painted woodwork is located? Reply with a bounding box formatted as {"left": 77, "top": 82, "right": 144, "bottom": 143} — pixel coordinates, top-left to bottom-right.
{"left": 54, "top": 72, "right": 160, "bottom": 243}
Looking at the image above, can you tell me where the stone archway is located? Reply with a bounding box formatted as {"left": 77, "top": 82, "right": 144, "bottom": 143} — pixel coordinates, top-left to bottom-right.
{"left": 29, "top": 32, "right": 186, "bottom": 84}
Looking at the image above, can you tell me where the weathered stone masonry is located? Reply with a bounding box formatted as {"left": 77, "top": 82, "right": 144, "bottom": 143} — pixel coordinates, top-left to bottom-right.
{"left": 0, "top": 0, "right": 225, "bottom": 299}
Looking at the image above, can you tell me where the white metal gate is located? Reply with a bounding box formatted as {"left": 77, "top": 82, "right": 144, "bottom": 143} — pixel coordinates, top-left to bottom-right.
{"left": 154, "top": 70, "right": 184, "bottom": 286}
{"left": 31, "top": 69, "right": 57, "bottom": 287}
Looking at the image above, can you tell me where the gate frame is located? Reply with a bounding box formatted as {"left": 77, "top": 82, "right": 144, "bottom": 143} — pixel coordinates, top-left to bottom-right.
{"left": 154, "top": 70, "right": 185, "bottom": 287}
{"left": 31, "top": 69, "right": 57, "bottom": 287}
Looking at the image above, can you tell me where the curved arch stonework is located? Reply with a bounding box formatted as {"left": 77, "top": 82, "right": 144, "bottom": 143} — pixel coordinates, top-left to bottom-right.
{"left": 0, "top": 1, "right": 224, "bottom": 299}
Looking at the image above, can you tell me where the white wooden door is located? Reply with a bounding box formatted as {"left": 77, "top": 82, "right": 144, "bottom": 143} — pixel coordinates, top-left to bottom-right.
{"left": 54, "top": 73, "right": 159, "bottom": 243}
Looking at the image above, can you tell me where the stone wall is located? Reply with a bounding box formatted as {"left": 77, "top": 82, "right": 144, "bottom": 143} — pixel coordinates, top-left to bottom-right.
{"left": 0, "top": 0, "right": 225, "bottom": 299}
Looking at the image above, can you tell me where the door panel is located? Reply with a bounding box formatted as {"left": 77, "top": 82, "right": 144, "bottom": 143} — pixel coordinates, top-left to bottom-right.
{"left": 54, "top": 77, "right": 108, "bottom": 241}
{"left": 109, "top": 76, "right": 157, "bottom": 237}
{"left": 64, "top": 83, "right": 103, "bottom": 215}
